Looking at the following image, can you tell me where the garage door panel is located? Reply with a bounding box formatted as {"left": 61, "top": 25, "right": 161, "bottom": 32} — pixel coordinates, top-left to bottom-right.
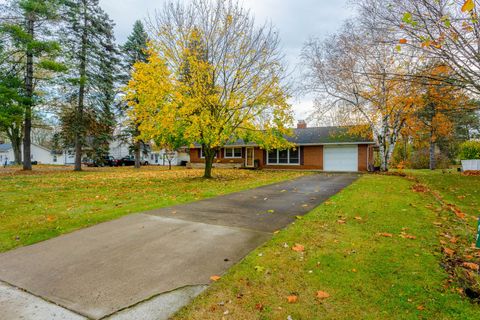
{"left": 323, "top": 145, "right": 358, "bottom": 172}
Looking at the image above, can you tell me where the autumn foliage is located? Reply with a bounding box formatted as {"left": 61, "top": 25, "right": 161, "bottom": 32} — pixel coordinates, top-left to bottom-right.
{"left": 125, "top": 0, "right": 293, "bottom": 178}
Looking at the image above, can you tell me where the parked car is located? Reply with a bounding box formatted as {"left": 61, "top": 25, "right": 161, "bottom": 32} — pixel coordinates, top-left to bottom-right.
{"left": 101, "top": 156, "right": 116, "bottom": 167}
{"left": 83, "top": 156, "right": 117, "bottom": 167}
{"left": 115, "top": 156, "right": 149, "bottom": 166}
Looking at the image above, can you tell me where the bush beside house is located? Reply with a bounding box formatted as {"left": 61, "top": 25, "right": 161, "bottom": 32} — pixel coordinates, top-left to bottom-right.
{"left": 458, "top": 140, "right": 480, "bottom": 160}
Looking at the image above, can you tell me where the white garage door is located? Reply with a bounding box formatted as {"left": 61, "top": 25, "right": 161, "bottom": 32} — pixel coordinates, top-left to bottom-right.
{"left": 323, "top": 145, "right": 358, "bottom": 172}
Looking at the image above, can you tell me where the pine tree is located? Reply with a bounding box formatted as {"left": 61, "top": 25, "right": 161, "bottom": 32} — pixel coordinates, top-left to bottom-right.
{"left": 121, "top": 20, "right": 148, "bottom": 169}
{"left": 122, "top": 20, "right": 149, "bottom": 70}
{"left": 0, "top": 0, "right": 65, "bottom": 170}
{"left": 62, "top": 0, "right": 118, "bottom": 171}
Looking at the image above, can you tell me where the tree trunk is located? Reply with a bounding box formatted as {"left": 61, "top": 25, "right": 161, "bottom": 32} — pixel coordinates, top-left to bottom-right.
{"left": 203, "top": 147, "right": 215, "bottom": 178}
{"left": 378, "top": 134, "right": 388, "bottom": 172}
{"left": 168, "top": 159, "right": 172, "bottom": 170}
{"left": 7, "top": 125, "right": 22, "bottom": 165}
{"left": 134, "top": 140, "right": 141, "bottom": 168}
{"left": 429, "top": 130, "right": 436, "bottom": 170}
{"left": 11, "top": 134, "right": 22, "bottom": 165}
{"left": 74, "top": 1, "right": 88, "bottom": 172}
{"left": 23, "top": 15, "right": 35, "bottom": 171}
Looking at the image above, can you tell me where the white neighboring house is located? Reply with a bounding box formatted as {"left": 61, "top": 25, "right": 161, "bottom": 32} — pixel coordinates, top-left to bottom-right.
{"left": 108, "top": 140, "right": 190, "bottom": 166}
{"left": 0, "top": 143, "right": 59, "bottom": 165}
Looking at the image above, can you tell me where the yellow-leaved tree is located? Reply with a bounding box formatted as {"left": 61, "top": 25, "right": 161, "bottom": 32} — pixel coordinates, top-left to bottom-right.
{"left": 125, "top": 0, "right": 293, "bottom": 178}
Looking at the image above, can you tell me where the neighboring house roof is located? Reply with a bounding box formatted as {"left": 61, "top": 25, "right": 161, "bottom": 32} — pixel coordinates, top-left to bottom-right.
{"left": 194, "top": 126, "right": 375, "bottom": 148}
{"left": 0, "top": 144, "right": 12, "bottom": 152}
{"left": 0, "top": 143, "right": 53, "bottom": 153}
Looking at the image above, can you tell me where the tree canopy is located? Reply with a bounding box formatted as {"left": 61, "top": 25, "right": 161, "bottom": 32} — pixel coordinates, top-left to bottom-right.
{"left": 127, "top": 0, "right": 293, "bottom": 177}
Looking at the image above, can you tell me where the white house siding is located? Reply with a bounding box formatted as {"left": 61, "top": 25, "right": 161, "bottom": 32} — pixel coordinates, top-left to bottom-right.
{"left": 148, "top": 150, "right": 190, "bottom": 166}
{"left": 109, "top": 140, "right": 190, "bottom": 166}
{"left": 0, "top": 143, "right": 58, "bottom": 165}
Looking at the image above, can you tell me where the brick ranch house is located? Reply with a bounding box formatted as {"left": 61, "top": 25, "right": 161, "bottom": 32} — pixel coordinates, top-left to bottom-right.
{"left": 189, "top": 121, "right": 376, "bottom": 172}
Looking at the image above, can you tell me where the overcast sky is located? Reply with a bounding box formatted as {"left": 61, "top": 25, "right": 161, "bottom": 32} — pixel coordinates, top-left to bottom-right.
{"left": 100, "top": 0, "right": 354, "bottom": 122}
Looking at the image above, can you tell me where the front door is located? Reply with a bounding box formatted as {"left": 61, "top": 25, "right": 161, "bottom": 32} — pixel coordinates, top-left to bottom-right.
{"left": 245, "top": 147, "right": 254, "bottom": 168}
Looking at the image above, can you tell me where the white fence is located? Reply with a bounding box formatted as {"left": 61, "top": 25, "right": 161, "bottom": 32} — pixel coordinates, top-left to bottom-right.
{"left": 461, "top": 160, "right": 480, "bottom": 171}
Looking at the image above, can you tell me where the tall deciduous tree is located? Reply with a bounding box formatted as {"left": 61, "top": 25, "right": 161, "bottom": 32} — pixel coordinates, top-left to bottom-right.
{"left": 405, "top": 64, "right": 472, "bottom": 169}
{"left": 62, "top": 0, "right": 118, "bottom": 171}
{"left": 356, "top": 0, "right": 480, "bottom": 94}
{"left": 302, "top": 21, "right": 417, "bottom": 171}
{"left": 128, "top": 0, "right": 292, "bottom": 178}
{"left": 0, "top": 0, "right": 65, "bottom": 170}
{"left": 121, "top": 20, "right": 149, "bottom": 169}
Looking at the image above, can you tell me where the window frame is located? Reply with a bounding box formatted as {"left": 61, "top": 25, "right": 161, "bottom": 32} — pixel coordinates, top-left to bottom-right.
{"left": 200, "top": 148, "right": 218, "bottom": 159}
{"left": 266, "top": 147, "right": 301, "bottom": 165}
{"left": 224, "top": 147, "right": 243, "bottom": 159}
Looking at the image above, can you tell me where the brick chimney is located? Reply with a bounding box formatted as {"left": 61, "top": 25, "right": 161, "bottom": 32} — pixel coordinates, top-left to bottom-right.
{"left": 297, "top": 120, "right": 307, "bottom": 129}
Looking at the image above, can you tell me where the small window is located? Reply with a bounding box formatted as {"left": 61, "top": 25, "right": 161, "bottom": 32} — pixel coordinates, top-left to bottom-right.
{"left": 224, "top": 147, "right": 242, "bottom": 158}
{"left": 289, "top": 148, "right": 299, "bottom": 164}
{"left": 200, "top": 148, "right": 217, "bottom": 158}
{"left": 278, "top": 149, "right": 288, "bottom": 164}
{"left": 268, "top": 150, "right": 277, "bottom": 163}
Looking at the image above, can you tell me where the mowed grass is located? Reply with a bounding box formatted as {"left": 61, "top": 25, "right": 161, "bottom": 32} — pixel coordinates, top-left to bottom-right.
{"left": 174, "top": 174, "right": 480, "bottom": 320}
{"left": 410, "top": 169, "right": 480, "bottom": 235}
{"left": 0, "top": 166, "right": 307, "bottom": 252}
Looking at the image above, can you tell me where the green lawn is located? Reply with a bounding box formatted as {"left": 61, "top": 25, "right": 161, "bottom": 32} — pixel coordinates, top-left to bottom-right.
{"left": 174, "top": 173, "right": 480, "bottom": 320}
{"left": 0, "top": 166, "right": 307, "bottom": 252}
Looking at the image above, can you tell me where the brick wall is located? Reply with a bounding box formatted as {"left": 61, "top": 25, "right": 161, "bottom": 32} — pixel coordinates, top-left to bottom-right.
{"left": 191, "top": 144, "right": 372, "bottom": 171}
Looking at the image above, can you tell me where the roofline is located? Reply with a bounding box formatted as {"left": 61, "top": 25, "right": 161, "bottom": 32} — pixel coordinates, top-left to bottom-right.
{"left": 194, "top": 142, "right": 377, "bottom": 148}
{"left": 0, "top": 143, "right": 52, "bottom": 152}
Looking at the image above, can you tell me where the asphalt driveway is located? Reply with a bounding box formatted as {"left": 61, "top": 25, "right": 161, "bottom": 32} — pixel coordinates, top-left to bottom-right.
{"left": 0, "top": 173, "right": 358, "bottom": 319}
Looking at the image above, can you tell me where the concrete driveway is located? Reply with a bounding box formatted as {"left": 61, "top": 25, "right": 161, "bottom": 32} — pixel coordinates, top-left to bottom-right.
{"left": 0, "top": 173, "right": 358, "bottom": 320}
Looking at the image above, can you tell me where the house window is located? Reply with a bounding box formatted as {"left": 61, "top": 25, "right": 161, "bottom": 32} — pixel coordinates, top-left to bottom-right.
{"left": 200, "top": 148, "right": 218, "bottom": 158}
{"left": 267, "top": 148, "right": 300, "bottom": 165}
{"left": 224, "top": 147, "right": 242, "bottom": 158}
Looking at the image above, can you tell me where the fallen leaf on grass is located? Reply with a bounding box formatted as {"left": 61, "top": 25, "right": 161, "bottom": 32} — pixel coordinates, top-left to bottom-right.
{"left": 254, "top": 266, "right": 265, "bottom": 272}
{"left": 354, "top": 216, "right": 362, "bottom": 221}
{"left": 337, "top": 219, "right": 346, "bottom": 224}
{"left": 255, "top": 303, "right": 264, "bottom": 311}
{"left": 292, "top": 244, "right": 305, "bottom": 252}
{"left": 210, "top": 275, "right": 221, "bottom": 281}
{"left": 378, "top": 233, "right": 393, "bottom": 237}
{"left": 462, "top": 262, "right": 479, "bottom": 271}
{"left": 399, "top": 232, "right": 416, "bottom": 240}
{"left": 417, "top": 305, "right": 425, "bottom": 311}
{"left": 316, "top": 291, "right": 330, "bottom": 299}
{"left": 443, "top": 247, "right": 455, "bottom": 257}
{"left": 450, "top": 237, "right": 458, "bottom": 244}
{"left": 454, "top": 211, "right": 466, "bottom": 219}
{"left": 412, "top": 184, "right": 429, "bottom": 193}
{"left": 287, "top": 295, "right": 298, "bottom": 303}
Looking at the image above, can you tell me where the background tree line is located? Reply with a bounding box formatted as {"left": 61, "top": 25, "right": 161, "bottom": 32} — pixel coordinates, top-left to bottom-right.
{"left": 1, "top": 0, "right": 292, "bottom": 178}
{"left": 0, "top": 0, "right": 149, "bottom": 171}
